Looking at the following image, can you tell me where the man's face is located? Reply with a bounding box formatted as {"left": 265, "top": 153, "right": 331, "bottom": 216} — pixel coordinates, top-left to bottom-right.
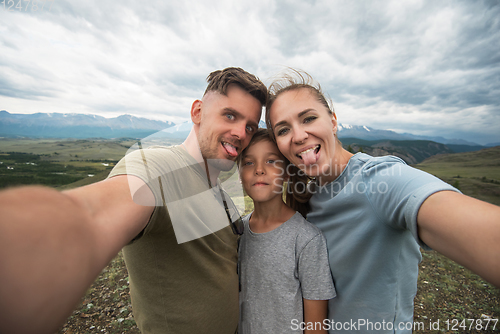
{"left": 193, "top": 85, "right": 262, "bottom": 171}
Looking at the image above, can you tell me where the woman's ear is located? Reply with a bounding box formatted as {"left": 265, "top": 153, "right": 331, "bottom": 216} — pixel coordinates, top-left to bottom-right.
{"left": 331, "top": 112, "right": 338, "bottom": 134}
{"left": 191, "top": 100, "right": 202, "bottom": 125}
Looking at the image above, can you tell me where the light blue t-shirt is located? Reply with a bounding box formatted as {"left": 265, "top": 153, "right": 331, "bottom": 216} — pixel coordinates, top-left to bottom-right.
{"left": 307, "top": 153, "right": 459, "bottom": 334}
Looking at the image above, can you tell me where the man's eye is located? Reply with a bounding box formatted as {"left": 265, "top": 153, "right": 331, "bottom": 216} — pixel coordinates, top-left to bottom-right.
{"left": 246, "top": 125, "right": 255, "bottom": 133}
{"left": 226, "top": 114, "right": 235, "bottom": 120}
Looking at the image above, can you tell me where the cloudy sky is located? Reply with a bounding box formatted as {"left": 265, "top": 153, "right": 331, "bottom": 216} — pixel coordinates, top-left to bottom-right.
{"left": 1, "top": 0, "right": 499, "bottom": 144}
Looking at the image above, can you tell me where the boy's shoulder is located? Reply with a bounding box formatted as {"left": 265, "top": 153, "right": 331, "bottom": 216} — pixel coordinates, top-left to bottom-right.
{"left": 286, "top": 212, "right": 325, "bottom": 240}
{"left": 285, "top": 213, "right": 327, "bottom": 255}
{"left": 242, "top": 211, "right": 324, "bottom": 242}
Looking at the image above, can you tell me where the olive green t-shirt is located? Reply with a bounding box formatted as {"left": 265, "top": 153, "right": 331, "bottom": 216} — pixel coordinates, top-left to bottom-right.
{"left": 108, "top": 145, "right": 239, "bottom": 334}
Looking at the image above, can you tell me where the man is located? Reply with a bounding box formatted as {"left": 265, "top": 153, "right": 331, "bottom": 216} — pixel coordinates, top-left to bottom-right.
{"left": 0, "top": 67, "right": 267, "bottom": 334}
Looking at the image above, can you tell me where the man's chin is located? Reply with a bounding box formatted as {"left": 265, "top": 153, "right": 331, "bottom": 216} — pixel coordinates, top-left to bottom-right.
{"left": 207, "top": 158, "right": 236, "bottom": 172}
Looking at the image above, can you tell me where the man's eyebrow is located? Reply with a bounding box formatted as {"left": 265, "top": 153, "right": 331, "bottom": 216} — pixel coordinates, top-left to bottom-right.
{"left": 273, "top": 109, "right": 314, "bottom": 128}
{"left": 223, "top": 108, "right": 259, "bottom": 128}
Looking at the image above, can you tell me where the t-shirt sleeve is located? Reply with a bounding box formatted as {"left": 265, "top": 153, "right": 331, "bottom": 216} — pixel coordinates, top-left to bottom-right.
{"left": 107, "top": 148, "right": 166, "bottom": 207}
{"left": 361, "top": 158, "right": 460, "bottom": 249}
{"left": 298, "top": 233, "right": 337, "bottom": 301}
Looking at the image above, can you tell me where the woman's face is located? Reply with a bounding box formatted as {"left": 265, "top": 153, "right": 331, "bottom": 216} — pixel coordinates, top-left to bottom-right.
{"left": 269, "top": 88, "right": 339, "bottom": 182}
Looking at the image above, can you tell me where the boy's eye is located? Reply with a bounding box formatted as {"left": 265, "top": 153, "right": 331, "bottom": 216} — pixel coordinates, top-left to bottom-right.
{"left": 243, "top": 161, "right": 253, "bottom": 166}
{"left": 267, "top": 159, "right": 275, "bottom": 164}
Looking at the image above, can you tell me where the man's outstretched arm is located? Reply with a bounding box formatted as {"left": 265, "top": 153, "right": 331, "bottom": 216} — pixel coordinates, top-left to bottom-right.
{"left": 0, "top": 175, "right": 154, "bottom": 334}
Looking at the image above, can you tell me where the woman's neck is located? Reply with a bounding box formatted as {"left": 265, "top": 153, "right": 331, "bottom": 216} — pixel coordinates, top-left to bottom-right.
{"left": 318, "top": 147, "right": 355, "bottom": 185}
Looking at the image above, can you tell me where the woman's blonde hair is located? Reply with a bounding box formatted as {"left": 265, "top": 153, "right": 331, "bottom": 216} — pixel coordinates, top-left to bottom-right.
{"left": 265, "top": 68, "right": 335, "bottom": 141}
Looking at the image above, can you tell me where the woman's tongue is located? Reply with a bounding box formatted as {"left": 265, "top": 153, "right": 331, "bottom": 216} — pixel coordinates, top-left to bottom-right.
{"left": 300, "top": 149, "right": 318, "bottom": 165}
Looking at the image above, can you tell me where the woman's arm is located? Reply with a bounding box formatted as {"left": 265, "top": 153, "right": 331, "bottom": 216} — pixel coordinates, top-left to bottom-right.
{"left": 303, "top": 299, "right": 329, "bottom": 334}
{"left": 418, "top": 190, "right": 500, "bottom": 287}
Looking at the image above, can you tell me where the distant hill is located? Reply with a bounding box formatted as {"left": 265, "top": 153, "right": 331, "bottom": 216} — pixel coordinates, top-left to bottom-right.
{"left": 1, "top": 111, "right": 490, "bottom": 159}
{"left": 414, "top": 146, "right": 500, "bottom": 206}
{"left": 341, "top": 138, "right": 454, "bottom": 164}
{"left": 418, "top": 145, "right": 500, "bottom": 166}
{"left": 337, "top": 124, "right": 480, "bottom": 146}
{"left": 0, "top": 110, "right": 174, "bottom": 139}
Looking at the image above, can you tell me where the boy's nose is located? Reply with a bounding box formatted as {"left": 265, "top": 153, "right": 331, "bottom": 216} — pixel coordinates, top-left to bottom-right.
{"left": 255, "top": 166, "right": 264, "bottom": 175}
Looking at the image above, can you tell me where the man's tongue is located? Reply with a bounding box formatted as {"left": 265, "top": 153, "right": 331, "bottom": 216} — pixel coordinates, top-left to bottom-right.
{"left": 301, "top": 149, "right": 318, "bottom": 165}
{"left": 223, "top": 143, "right": 238, "bottom": 157}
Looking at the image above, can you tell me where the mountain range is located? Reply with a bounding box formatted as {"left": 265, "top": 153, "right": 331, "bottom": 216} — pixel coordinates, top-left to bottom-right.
{"left": 0, "top": 110, "right": 174, "bottom": 139}
{"left": 0, "top": 110, "right": 493, "bottom": 151}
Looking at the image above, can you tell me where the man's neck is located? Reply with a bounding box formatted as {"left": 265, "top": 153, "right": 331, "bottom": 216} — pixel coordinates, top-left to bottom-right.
{"left": 182, "top": 127, "right": 220, "bottom": 185}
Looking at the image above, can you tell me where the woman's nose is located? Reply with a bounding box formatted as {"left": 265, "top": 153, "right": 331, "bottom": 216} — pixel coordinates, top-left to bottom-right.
{"left": 292, "top": 126, "right": 308, "bottom": 144}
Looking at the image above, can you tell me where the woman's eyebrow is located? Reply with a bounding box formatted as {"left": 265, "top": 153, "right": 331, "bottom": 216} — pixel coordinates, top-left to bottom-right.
{"left": 274, "top": 119, "right": 288, "bottom": 128}
{"left": 274, "top": 108, "right": 315, "bottom": 128}
{"left": 298, "top": 109, "right": 314, "bottom": 118}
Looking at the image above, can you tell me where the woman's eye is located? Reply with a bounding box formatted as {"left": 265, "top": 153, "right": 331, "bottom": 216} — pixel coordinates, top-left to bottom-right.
{"left": 304, "top": 116, "right": 317, "bottom": 123}
{"left": 276, "top": 128, "right": 289, "bottom": 136}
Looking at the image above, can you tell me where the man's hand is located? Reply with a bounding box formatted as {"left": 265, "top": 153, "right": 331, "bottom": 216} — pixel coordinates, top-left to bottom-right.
{"left": 0, "top": 175, "right": 154, "bottom": 334}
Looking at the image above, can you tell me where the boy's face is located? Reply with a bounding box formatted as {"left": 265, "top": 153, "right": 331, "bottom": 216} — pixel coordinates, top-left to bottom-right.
{"left": 239, "top": 139, "right": 287, "bottom": 204}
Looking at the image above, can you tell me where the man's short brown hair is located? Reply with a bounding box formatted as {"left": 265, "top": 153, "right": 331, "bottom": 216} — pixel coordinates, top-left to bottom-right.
{"left": 204, "top": 67, "right": 267, "bottom": 106}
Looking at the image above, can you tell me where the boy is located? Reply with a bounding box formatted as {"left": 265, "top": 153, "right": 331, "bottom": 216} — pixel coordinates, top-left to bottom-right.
{"left": 238, "top": 129, "right": 336, "bottom": 333}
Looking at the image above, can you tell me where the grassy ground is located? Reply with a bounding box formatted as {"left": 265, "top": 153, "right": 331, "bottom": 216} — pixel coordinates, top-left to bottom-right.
{"left": 1, "top": 139, "right": 498, "bottom": 333}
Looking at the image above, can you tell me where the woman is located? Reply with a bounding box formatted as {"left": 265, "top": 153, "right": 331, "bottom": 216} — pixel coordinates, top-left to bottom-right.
{"left": 265, "top": 70, "right": 500, "bottom": 333}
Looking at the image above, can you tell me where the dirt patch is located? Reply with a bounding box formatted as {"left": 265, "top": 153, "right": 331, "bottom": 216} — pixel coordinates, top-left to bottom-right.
{"left": 58, "top": 250, "right": 499, "bottom": 334}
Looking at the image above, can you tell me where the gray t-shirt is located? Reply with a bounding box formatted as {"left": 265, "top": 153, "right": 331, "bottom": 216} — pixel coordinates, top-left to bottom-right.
{"left": 307, "top": 153, "right": 459, "bottom": 333}
{"left": 238, "top": 211, "right": 336, "bottom": 334}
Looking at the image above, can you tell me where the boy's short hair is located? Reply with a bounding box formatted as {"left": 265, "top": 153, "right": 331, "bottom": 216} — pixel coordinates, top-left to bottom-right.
{"left": 205, "top": 67, "right": 267, "bottom": 107}
{"left": 237, "top": 128, "right": 280, "bottom": 165}
{"left": 237, "top": 128, "right": 312, "bottom": 217}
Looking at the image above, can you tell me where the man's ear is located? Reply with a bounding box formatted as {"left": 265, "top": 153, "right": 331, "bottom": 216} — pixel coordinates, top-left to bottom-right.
{"left": 191, "top": 100, "right": 202, "bottom": 125}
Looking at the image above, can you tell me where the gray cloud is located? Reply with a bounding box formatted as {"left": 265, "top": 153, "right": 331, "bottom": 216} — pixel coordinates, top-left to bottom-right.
{"left": 0, "top": 0, "right": 499, "bottom": 144}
